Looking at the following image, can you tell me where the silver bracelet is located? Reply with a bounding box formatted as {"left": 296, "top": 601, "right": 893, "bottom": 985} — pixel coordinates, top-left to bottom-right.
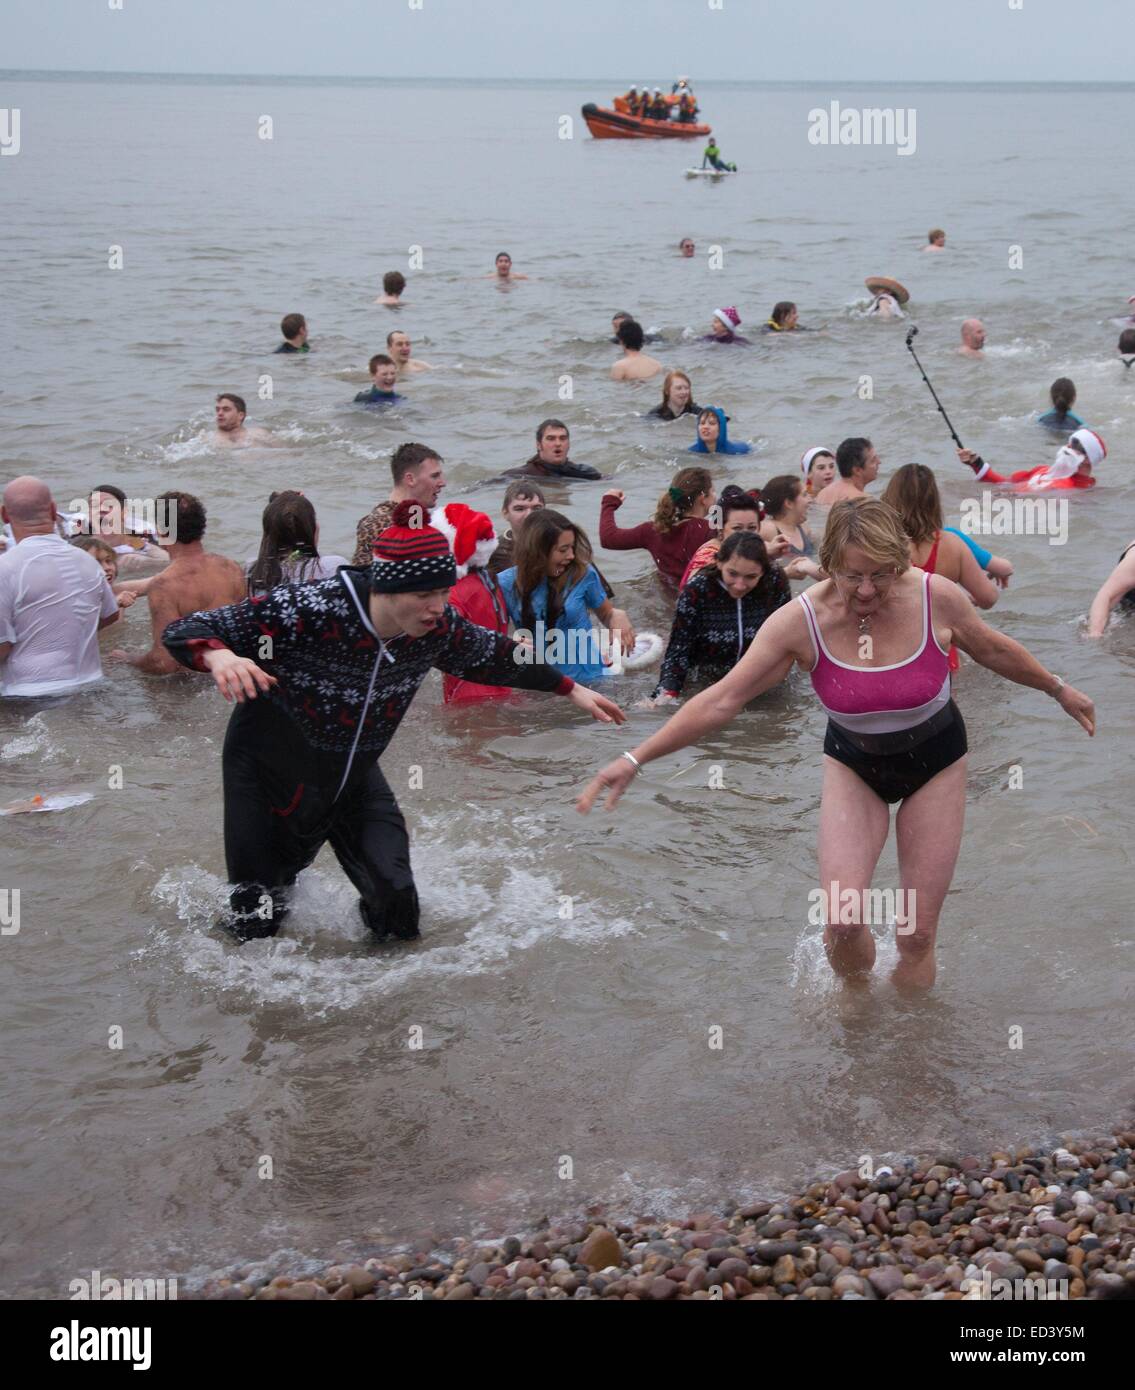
{"left": 621, "top": 751, "right": 642, "bottom": 775}
{"left": 1048, "top": 675, "right": 1065, "bottom": 697}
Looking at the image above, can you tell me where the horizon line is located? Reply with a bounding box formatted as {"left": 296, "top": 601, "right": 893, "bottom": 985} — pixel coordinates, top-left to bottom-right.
{"left": 3, "top": 68, "right": 1132, "bottom": 87}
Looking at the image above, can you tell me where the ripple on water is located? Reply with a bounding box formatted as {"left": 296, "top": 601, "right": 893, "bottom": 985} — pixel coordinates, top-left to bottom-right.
{"left": 152, "top": 837, "right": 638, "bottom": 1016}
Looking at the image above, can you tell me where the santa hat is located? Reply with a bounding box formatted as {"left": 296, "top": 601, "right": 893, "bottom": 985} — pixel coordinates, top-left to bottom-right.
{"left": 713, "top": 306, "right": 742, "bottom": 330}
{"left": 429, "top": 502, "right": 498, "bottom": 580}
{"left": 371, "top": 500, "right": 456, "bottom": 593}
{"left": 1069, "top": 427, "right": 1106, "bottom": 467}
{"left": 800, "top": 446, "right": 834, "bottom": 477}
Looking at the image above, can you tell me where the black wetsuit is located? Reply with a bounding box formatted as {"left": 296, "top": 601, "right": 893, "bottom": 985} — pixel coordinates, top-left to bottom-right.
{"left": 162, "top": 567, "right": 573, "bottom": 941}
{"left": 648, "top": 400, "right": 702, "bottom": 420}
{"left": 274, "top": 342, "right": 310, "bottom": 353}
{"left": 500, "top": 456, "right": 604, "bottom": 481}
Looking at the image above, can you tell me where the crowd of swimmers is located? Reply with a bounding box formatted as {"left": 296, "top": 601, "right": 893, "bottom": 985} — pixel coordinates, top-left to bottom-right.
{"left": 1, "top": 232, "right": 1131, "bottom": 988}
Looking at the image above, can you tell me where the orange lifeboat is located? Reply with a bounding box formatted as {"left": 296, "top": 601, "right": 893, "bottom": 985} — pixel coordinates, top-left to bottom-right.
{"left": 582, "top": 94, "right": 710, "bottom": 140}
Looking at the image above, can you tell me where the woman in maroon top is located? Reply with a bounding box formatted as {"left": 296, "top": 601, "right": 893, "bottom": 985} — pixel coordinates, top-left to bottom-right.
{"left": 599, "top": 467, "right": 714, "bottom": 585}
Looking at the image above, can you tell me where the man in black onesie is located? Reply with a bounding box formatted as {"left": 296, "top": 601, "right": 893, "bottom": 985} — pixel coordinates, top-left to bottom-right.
{"left": 163, "top": 502, "right": 623, "bottom": 942}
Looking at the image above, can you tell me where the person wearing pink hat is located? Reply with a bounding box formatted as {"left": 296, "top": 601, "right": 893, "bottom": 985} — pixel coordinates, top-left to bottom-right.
{"left": 703, "top": 307, "right": 751, "bottom": 345}
{"left": 957, "top": 427, "right": 1107, "bottom": 491}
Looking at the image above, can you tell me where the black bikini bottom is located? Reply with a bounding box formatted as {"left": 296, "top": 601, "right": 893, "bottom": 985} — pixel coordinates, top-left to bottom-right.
{"left": 823, "top": 700, "right": 967, "bottom": 804}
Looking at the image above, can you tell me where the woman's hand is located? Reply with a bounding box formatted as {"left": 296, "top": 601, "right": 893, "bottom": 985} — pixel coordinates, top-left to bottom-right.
{"left": 609, "top": 608, "right": 636, "bottom": 653}
{"left": 576, "top": 755, "right": 639, "bottom": 813}
{"left": 765, "top": 533, "right": 791, "bottom": 561}
{"left": 202, "top": 648, "right": 278, "bottom": 703}
{"left": 1055, "top": 683, "right": 1095, "bottom": 736}
{"left": 568, "top": 684, "right": 626, "bottom": 725}
{"left": 987, "top": 556, "right": 1013, "bottom": 588}
{"left": 603, "top": 489, "right": 626, "bottom": 507}
{"left": 634, "top": 692, "right": 679, "bottom": 710}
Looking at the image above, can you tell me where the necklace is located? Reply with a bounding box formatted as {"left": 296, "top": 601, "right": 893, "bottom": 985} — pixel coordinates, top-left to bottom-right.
{"left": 858, "top": 614, "right": 871, "bottom": 635}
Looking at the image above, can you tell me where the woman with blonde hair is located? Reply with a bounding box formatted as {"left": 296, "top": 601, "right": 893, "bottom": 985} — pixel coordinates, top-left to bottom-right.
{"left": 579, "top": 497, "right": 1095, "bottom": 991}
{"left": 648, "top": 369, "right": 701, "bottom": 421}
{"left": 599, "top": 466, "right": 713, "bottom": 585}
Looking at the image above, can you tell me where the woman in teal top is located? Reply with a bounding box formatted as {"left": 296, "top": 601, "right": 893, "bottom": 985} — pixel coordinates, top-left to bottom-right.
{"left": 498, "top": 509, "right": 622, "bottom": 683}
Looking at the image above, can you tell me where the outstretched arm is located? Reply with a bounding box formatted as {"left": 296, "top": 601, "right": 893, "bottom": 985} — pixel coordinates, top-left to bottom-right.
{"left": 1087, "top": 547, "right": 1135, "bottom": 637}
{"left": 577, "top": 601, "right": 805, "bottom": 811}
{"left": 932, "top": 576, "right": 1094, "bottom": 734}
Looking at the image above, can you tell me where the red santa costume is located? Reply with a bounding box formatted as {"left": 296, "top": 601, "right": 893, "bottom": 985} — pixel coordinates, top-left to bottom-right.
{"left": 431, "top": 503, "right": 515, "bottom": 704}
{"left": 963, "top": 428, "right": 1107, "bottom": 491}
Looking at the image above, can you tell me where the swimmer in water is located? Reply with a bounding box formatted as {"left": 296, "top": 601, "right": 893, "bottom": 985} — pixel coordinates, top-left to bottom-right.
{"left": 600, "top": 467, "right": 715, "bottom": 587}
{"left": 110, "top": 491, "right": 246, "bottom": 674}
{"left": 578, "top": 497, "right": 1095, "bottom": 991}
{"left": 688, "top": 406, "right": 750, "bottom": 455}
{"left": 679, "top": 238, "right": 695, "bottom": 258}
{"left": 958, "top": 319, "right": 986, "bottom": 359}
{"left": 387, "top": 330, "right": 433, "bottom": 376}
{"left": 1087, "top": 540, "right": 1135, "bottom": 636}
{"left": 923, "top": 228, "right": 946, "bottom": 253}
{"left": 812, "top": 437, "right": 882, "bottom": 507}
{"left": 486, "top": 251, "right": 528, "bottom": 281}
{"left": 863, "top": 277, "right": 909, "bottom": 320}
{"left": 648, "top": 370, "right": 701, "bottom": 421}
{"left": 376, "top": 270, "right": 406, "bottom": 306}
{"left": 801, "top": 446, "right": 837, "bottom": 497}
{"left": 211, "top": 393, "right": 275, "bottom": 448}
{"left": 680, "top": 485, "right": 790, "bottom": 589}
{"left": 274, "top": 313, "right": 309, "bottom": 353}
{"left": 502, "top": 419, "right": 603, "bottom": 482}
{"left": 759, "top": 475, "right": 823, "bottom": 582}
{"left": 957, "top": 427, "right": 1106, "bottom": 491}
{"left": 162, "top": 504, "right": 623, "bottom": 942}
{"left": 648, "top": 532, "right": 790, "bottom": 706}
{"left": 703, "top": 307, "right": 751, "bottom": 345}
{"left": 611, "top": 319, "right": 664, "bottom": 381}
{"left": 354, "top": 354, "right": 405, "bottom": 406}
{"left": 1037, "top": 377, "right": 1085, "bottom": 435}
{"left": 610, "top": 311, "right": 663, "bottom": 345}
{"left": 762, "top": 302, "right": 813, "bottom": 333}
{"left": 70, "top": 535, "right": 140, "bottom": 609}
{"left": 1118, "top": 328, "right": 1135, "bottom": 369}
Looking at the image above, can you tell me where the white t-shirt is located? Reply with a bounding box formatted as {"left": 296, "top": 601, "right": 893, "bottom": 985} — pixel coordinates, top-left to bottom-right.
{"left": 0, "top": 534, "right": 119, "bottom": 697}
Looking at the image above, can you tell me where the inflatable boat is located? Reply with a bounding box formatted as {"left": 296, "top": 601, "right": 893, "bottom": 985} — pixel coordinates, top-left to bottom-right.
{"left": 582, "top": 97, "right": 710, "bottom": 140}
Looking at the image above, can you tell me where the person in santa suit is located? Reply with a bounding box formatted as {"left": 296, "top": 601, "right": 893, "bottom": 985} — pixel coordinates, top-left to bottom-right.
{"left": 957, "top": 428, "right": 1107, "bottom": 491}
{"left": 431, "top": 502, "right": 514, "bottom": 704}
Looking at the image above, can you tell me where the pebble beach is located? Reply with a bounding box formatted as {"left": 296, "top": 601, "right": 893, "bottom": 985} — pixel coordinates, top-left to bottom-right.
{"left": 196, "top": 1131, "right": 1135, "bottom": 1301}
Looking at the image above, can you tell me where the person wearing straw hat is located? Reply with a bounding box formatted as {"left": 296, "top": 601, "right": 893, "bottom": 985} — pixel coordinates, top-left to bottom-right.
{"left": 864, "top": 276, "right": 909, "bottom": 319}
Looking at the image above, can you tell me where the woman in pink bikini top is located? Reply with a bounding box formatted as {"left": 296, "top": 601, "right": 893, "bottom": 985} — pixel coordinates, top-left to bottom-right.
{"left": 579, "top": 498, "right": 1096, "bottom": 993}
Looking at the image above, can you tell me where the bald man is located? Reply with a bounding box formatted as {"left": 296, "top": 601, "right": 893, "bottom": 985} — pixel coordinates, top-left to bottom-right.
{"left": 958, "top": 319, "right": 986, "bottom": 358}
{"left": 0, "top": 476, "right": 119, "bottom": 697}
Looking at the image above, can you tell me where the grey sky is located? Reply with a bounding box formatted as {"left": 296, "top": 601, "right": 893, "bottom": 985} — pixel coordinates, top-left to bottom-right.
{"left": 4, "top": 0, "right": 1133, "bottom": 82}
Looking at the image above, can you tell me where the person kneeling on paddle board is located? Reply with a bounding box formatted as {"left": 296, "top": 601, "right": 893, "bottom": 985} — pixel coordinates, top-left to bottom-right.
{"left": 957, "top": 428, "right": 1106, "bottom": 491}
{"left": 161, "top": 502, "right": 623, "bottom": 943}
{"left": 702, "top": 138, "right": 736, "bottom": 172}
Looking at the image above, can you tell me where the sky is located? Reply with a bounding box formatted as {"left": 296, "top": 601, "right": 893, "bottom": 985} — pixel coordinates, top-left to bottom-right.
{"left": 3, "top": 0, "right": 1133, "bottom": 83}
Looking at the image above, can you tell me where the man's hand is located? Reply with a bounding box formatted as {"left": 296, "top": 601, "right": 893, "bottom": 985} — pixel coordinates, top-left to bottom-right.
{"left": 577, "top": 756, "right": 638, "bottom": 813}
{"left": 568, "top": 684, "right": 625, "bottom": 725}
{"left": 116, "top": 591, "right": 138, "bottom": 609}
{"left": 1055, "top": 683, "right": 1095, "bottom": 736}
{"left": 203, "top": 648, "right": 277, "bottom": 702}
